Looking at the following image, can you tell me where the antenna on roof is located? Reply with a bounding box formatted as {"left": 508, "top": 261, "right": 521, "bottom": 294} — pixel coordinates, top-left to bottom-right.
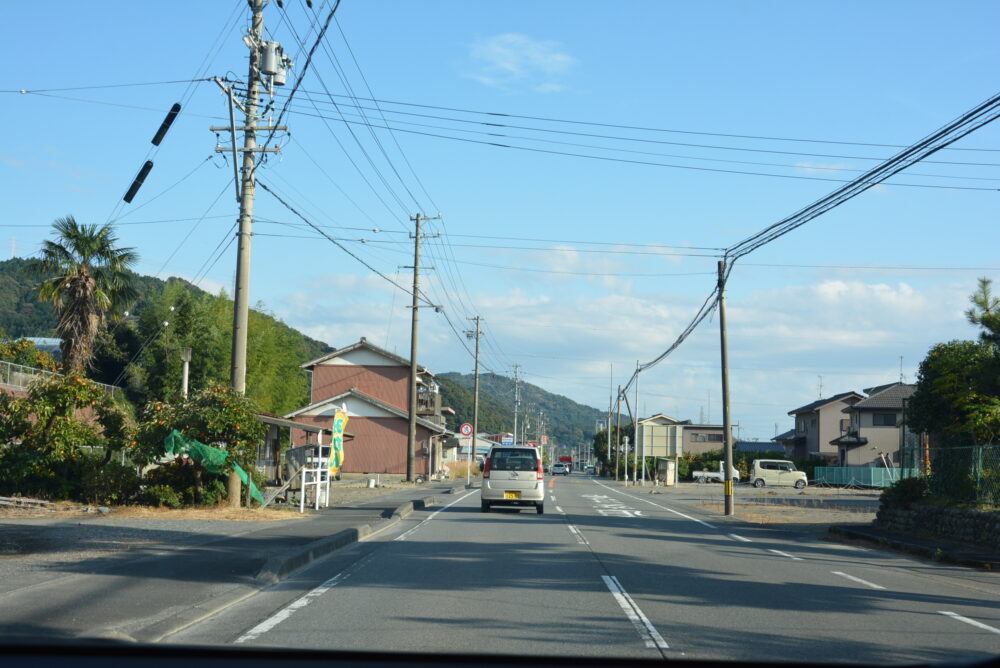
{"left": 899, "top": 356, "right": 905, "bottom": 383}
{"left": 817, "top": 375, "right": 824, "bottom": 399}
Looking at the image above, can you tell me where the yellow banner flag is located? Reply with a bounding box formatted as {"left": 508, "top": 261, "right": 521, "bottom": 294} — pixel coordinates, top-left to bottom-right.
{"left": 330, "top": 409, "right": 348, "bottom": 476}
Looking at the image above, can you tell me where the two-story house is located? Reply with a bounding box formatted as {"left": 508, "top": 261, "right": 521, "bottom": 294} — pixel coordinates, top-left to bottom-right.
{"left": 284, "top": 337, "right": 448, "bottom": 477}
{"left": 830, "top": 382, "right": 916, "bottom": 466}
{"left": 787, "top": 391, "right": 865, "bottom": 462}
{"left": 636, "top": 414, "right": 734, "bottom": 458}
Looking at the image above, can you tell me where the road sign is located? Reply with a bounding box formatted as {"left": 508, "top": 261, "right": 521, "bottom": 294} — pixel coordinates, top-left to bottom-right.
{"left": 459, "top": 423, "right": 473, "bottom": 436}
{"left": 501, "top": 436, "right": 514, "bottom": 445}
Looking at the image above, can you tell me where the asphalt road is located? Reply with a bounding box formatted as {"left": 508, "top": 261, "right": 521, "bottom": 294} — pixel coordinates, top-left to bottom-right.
{"left": 167, "top": 475, "right": 1000, "bottom": 663}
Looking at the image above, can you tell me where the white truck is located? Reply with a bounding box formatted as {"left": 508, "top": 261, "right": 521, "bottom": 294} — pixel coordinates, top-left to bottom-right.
{"left": 692, "top": 461, "right": 740, "bottom": 484}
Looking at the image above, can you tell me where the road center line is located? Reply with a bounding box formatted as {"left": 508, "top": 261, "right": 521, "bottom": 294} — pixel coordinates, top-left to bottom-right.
{"left": 938, "top": 611, "right": 1000, "bottom": 636}
{"left": 394, "top": 490, "right": 477, "bottom": 541}
{"left": 567, "top": 524, "right": 589, "bottom": 544}
{"left": 601, "top": 575, "right": 669, "bottom": 650}
{"left": 592, "top": 479, "right": 716, "bottom": 528}
{"left": 832, "top": 571, "right": 885, "bottom": 590}
{"left": 555, "top": 506, "right": 565, "bottom": 514}
{"left": 768, "top": 549, "right": 803, "bottom": 561}
{"left": 728, "top": 533, "right": 752, "bottom": 542}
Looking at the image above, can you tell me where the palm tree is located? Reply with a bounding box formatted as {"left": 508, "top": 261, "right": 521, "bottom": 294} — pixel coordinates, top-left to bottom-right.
{"left": 33, "top": 216, "right": 138, "bottom": 373}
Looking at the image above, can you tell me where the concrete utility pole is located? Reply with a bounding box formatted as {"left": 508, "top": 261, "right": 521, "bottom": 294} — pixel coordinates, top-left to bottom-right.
{"left": 465, "top": 316, "right": 482, "bottom": 484}
{"left": 512, "top": 364, "right": 521, "bottom": 445}
{"left": 406, "top": 213, "right": 423, "bottom": 483}
{"left": 718, "top": 260, "right": 735, "bottom": 516}
{"left": 181, "top": 347, "right": 192, "bottom": 399}
{"left": 230, "top": 0, "right": 264, "bottom": 395}
{"left": 633, "top": 361, "right": 640, "bottom": 485}
{"left": 615, "top": 386, "right": 622, "bottom": 480}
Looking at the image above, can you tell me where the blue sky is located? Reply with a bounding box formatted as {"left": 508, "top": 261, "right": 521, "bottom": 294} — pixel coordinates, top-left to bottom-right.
{"left": 4, "top": 1, "right": 1000, "bottom": 441}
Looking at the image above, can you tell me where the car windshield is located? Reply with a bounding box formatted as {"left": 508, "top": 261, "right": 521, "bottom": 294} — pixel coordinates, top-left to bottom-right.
{"left": 3, "top": 2, "right": 999, "bottom": 667}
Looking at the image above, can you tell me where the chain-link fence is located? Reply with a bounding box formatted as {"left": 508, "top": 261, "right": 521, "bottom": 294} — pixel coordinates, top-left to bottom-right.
{"left": 928, "top": 444, "right": 1000, "bottom": 508}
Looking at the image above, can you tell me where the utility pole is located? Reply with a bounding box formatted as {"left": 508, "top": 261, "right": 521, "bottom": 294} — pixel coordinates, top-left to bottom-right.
{"left": 405, "top": 213, "right": 440, "bottom": 482}
{"left": 607, "top": 364, "right": 613, "bottom": 477}
{"left": 615, "top": 386, "right": 622, "bottom": 480}
{"left": 718, "top": 260, "right": 735, "bottom": 516}
{"left": 211, "top": 0, "right": 289, "bottom": 507}
{"left": 633, "top": 361, "right": 640, "bottom": 485}
{"left": 512, "top": 364, "right": 521, "bottom": 445}
{"left": 464, "top": 316, "right": 482, "bottom": 484}
{"left": 181, "top": 347, "right": 192, "bottom": 399}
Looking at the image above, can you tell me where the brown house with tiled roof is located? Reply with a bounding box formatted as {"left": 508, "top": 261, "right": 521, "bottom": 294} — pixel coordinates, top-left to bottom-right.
{"left": 285, "top": 337, "right": 448, "bottom": 477}
{"left": 830, "top": 383, "right": 916, "bottom": 467}
{"left": 787, "top": 391, "right": 865, "bottom": 462}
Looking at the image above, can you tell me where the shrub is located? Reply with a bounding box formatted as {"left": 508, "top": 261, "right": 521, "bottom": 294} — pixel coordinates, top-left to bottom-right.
{"left": 78, "top": 456, "right": 141, "bottom": 505}
{"left": 880, "top": 476, "right": 930, "bottom": 509}
{"left": 139, "top": 484, "right": 183, "bottom": 508}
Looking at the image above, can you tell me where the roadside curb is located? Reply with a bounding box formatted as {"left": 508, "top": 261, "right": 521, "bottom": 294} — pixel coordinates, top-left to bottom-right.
{"left": 828, "top": 525, "right": 999, "bottom": 570}
{"left": 129, "top": 486, "right": 467, "bottom": 643}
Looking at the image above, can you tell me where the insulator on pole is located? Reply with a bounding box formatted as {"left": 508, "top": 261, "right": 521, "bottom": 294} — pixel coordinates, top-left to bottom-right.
{"left": 123, "top": 161, "right": 154, "bottom": 203}
{"left": 151, "top": 103, "right": 182, "bottom": 146}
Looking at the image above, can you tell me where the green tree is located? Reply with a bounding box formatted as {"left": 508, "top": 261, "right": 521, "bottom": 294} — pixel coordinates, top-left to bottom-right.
{"left": 135, "top": 386, "right": 265, "bottom": 505}
{"left": 0, "top": 375, "right": 134, "bottom": 499}
{"left": 966, "top": 277, "right": 1000, "bottom": 345}
{"left": 32, "top": 217, "right": 138, "bottom": 373}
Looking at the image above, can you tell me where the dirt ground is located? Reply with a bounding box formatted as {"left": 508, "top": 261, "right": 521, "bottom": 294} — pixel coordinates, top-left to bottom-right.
{"left": 0, "top": 480, "right": 430, "bottom": 522}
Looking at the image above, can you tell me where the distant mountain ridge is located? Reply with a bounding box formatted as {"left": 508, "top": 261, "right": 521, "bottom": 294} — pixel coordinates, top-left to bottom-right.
{"left": 438, "top": 371, "right": 603, "bottom": 447}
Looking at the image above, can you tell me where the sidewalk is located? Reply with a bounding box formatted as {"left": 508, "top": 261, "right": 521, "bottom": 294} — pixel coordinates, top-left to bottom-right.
{"left": 828, "top": 523, "right": 1000, "bottom": 570}
{"left": 0, "top": 481, "right": 468, "bottom": 643}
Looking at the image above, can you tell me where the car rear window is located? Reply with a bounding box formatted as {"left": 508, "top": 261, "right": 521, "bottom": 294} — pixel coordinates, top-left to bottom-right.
{"left": 489, "top": 448, "right": 538, "bottom": 471}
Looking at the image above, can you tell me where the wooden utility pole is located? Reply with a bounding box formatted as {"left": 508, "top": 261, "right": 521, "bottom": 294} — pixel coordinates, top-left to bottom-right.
{"left": 718, "top": 259, "right": 735, "bottom": 516}
{"left": 465, "top": 316, "right": 482, "bottom": 484}
{"left": 406, "top": 213, "right": 424, "bottom": 482}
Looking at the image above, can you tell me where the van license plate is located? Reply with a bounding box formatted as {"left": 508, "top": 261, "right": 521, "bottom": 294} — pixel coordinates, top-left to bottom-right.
{"left": 504, "top": 491, "right": 521, "bottom": 500}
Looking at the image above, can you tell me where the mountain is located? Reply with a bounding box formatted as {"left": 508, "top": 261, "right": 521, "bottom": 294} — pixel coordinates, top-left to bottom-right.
{"left": 438, "top": 372, "right": 604, "bottom": 447}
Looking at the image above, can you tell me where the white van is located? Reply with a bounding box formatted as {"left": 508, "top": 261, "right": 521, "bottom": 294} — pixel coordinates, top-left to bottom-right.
{"left": 480, "top": 446, "right": 545, "bottom": 514}
{"left": 749, "top": 459, "right": 807, "bottom": 489}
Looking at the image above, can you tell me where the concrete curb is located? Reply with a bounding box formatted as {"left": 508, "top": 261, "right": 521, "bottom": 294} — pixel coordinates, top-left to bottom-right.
{"left": 828, "top": 525, "right": 1000, "bottom": 570}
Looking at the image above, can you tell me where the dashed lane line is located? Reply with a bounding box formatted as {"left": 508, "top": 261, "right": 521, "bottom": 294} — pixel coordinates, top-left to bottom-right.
{"left": 938, "top": 611, "right": 1000, "bottom": 636}
{"left": 768, "top": 549, "right": 804, "bottom": 561}
{"left": 832, "top": 571, "right": 885, "bottom": 590}
{"left": 394, "top": 490, "right": 477, "bottom": 541}
{"left": 592, "top": 479, "right": 716, "bottom": 528}
{"left": 601, "top": 575, "right": 669, "bottom": 650}
{"left": 567, "top": 525, "right": 589, "bottom": 545}
{"left": 728, "top": 533, "right": 752, "bottom": 542}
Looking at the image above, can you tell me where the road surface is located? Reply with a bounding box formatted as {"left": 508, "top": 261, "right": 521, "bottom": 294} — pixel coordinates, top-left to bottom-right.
{"left": 168, "top": 475, "right": 1000, "bottom": 663}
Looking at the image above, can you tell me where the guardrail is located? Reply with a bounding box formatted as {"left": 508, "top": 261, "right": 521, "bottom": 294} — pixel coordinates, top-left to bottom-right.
{"left": 0, "top": 359, "right": 122, "bottom": 398}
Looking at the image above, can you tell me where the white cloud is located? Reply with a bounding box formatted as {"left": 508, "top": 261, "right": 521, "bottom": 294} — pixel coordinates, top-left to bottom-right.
{"left": 466, "top": 33, "right": 575, "bottom": 92}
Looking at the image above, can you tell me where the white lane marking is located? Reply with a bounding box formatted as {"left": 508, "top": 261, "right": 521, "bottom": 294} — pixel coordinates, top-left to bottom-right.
{"left": 601, "top": 575, "right": 669, "bottom": 650}
{"left": 555, "top": 506, "right": 565, "bottom": 514}
{"left": 234, "top": 554, "right": 375, "bottom": 644}
{"left": 728, "top": 533, "right": 752, "bottom": 542}
{"left": 768, "top": 549, "right": 803, "bottom": 561}
{"left": 394, "top": 490, "right": 477, "bottom": 541}
{"left": 938, "top": 611, "right": 1000, "bottom": 636}
{"left": 592, "top": 479, "right": 716, "bottom": 528}
{"left": 832, "top": 571, "right": 884, "bottom": 590}
{"left": 567, "top": 525, "right": 589, "bottom": 545}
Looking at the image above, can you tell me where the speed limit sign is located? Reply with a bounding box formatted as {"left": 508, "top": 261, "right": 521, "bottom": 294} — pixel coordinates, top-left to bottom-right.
{"left": 459, "top": 423, "right": 473, "bottom": 436}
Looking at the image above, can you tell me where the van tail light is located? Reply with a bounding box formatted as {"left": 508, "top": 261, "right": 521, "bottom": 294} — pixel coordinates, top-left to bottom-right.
{"left": 482, "top": 457, "right": 491, "bottom": 479}
{"left": 536, "top": 458, "right": 544, "bottom": 480}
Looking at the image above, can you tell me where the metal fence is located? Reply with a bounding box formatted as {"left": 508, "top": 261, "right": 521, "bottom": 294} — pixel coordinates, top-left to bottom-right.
{"left": 929, "top": 444, "right": 1000, "bottom": 508}
{"left": 0, "top": 360, "right": 122, "bottom": 399}
{"left": 813, "top": 466, "right": 921, "bottom": 488}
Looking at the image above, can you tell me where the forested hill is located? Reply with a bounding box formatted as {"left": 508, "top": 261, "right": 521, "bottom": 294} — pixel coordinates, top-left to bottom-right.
{"left": 438, "top": 372, "right": 604, "bottom": 447}
{"left": 0, "top": 257, "right": 333, "bottom": 414}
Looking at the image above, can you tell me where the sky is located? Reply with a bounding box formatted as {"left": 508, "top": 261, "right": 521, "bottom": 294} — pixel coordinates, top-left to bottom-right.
{"left": 4, "top": 1, "right": 1000, "bottom": 442}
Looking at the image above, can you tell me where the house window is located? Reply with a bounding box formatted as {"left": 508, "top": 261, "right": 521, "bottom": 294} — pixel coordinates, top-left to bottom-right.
{"left": 692, "top": 434, "right": 706, "bottom": 442}
{"left": 840, "top": 418, "right": 849, "bottom": 434}
{"left": 873, "top": 413, "right": 897, "bottom": 427}
{"left": 796, "top": 417, "right": 806, "bottom": 434}
{"left": 707, "top": 434, "right": 723, "bottom": 442}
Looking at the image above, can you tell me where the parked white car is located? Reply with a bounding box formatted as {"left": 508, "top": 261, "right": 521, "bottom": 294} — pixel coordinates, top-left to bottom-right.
{"left": 749, "top": 459, "right": 807, "bottom": 489}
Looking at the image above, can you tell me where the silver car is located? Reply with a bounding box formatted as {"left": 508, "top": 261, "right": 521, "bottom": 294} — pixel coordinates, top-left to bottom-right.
{"left": 480, "top": 446, "right": 545, "bottom": 514}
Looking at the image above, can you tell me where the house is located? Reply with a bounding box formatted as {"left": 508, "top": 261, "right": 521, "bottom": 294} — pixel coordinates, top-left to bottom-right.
{"left": 830, "top": 382, "right": 916, "bottom": 467}
{"left": 636, "top": 414, "right": 734, "bottom": 458}
{"left": 284, "top": 337, "right": 449, "bottom": 478}
{"left": 787, "top": 391, "right": 865, "bottom": 463}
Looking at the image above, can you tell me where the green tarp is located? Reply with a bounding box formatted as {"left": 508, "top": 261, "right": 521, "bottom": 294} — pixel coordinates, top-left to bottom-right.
{"left": 165, "top": 430, "right": 265, "bottom": 505}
